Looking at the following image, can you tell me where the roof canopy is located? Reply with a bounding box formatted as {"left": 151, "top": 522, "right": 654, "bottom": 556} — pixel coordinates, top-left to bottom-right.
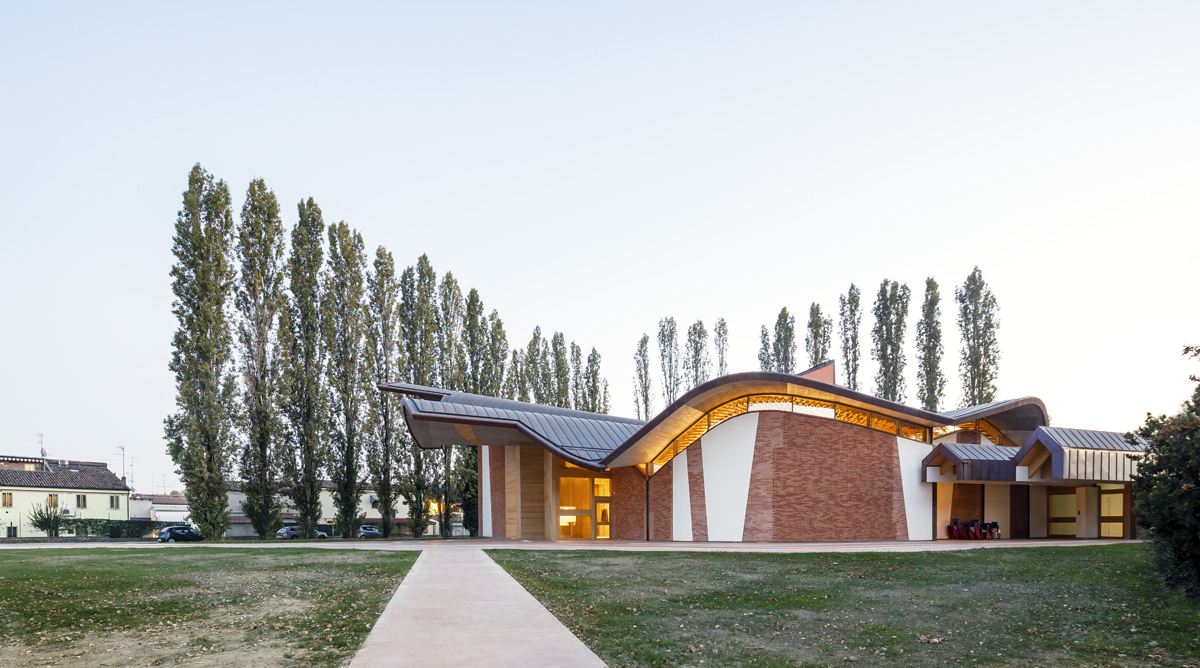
{"left": 924, "top": 426, "right": 1147, "bottom": 484}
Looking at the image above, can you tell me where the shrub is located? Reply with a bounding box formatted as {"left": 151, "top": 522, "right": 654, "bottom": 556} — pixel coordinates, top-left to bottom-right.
{"left": 1130, "top": 349, "right": 1200, "bottom": 598}
{"left": 28, "top": 503, "right": 67, "bottom": 537}
{"left": 71, "top": 518, "right": 176, "bottom": 539}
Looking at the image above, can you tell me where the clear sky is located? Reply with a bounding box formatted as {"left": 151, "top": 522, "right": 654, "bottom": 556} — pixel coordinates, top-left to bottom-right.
{"left": 2, "top": 3, "right": 1197, "bottom": 494}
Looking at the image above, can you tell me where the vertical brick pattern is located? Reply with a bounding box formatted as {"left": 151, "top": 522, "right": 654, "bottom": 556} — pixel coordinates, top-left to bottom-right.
{"left": 758, "top": 411, "right": 909, "bottom": 541}
{"left": 612, "top": 467, "right": 645, "bottom": 540}
{"left": 742, "top": 424, "right": 775, "bottom": 541}
{"left": 950, "top": 483, "right": 982, "bottom": 524}
{"left": 687, "top": 445, "right": 708, "bottom": 541}
{"left": 490, "top": 445, "right": 506, "bottom": 538}
{"left": 955, "top": 430, "right": 982, "bottom": 445}
{"left": 648, "top": 463, "right": 673, "bottom": 541}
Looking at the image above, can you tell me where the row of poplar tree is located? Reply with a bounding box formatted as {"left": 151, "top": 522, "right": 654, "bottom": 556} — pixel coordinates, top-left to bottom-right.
{"left": 165, "top": 164, "right": 609, "bottom": 541}
{"left": 630, "top": 271, "right": 999, "bottom": 417}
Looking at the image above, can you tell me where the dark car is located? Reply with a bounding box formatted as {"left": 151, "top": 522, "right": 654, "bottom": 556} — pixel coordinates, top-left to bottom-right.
{"left": 356, "top": 525, "right": 382, "bottom": 539}
{"left": 275, "top": 526, "right": 328, "bottom": 539}
{"left": 157, "top": 526, "right": 203, "bottom": 543}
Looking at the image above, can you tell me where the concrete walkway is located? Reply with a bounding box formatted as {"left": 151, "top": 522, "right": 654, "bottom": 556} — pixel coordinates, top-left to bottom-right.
{"left": 348, "top": 544, "right": 607, "bottom": 668}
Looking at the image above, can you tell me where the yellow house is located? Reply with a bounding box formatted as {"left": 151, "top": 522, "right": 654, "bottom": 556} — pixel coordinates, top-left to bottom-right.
{"left": 0, "top": 455, "right": 130, "bottom": 538}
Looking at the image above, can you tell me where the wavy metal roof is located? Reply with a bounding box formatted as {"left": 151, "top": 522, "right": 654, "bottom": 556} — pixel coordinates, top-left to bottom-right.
{"left": 381, "top": 368, "right": 1053, "bottom": 471}
{"left": 941, "top": 443, "right": 1021, "bottom": 461}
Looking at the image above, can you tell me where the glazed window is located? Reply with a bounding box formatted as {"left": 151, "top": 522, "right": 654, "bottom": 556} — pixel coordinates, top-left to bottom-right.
{"left": 593, "top": 478, "right": 611, "bottom": 497}
{"left": 47, "top": 494, "right": 59, "bottom": 508}
{"left": 1, "top": 492, "right": 11, "bottom": 507}
{"left": 76, "top": 494, "right": 87, "bottom": 508}
{"left": 559, "top": 477, "right": 590, "bottom": 511}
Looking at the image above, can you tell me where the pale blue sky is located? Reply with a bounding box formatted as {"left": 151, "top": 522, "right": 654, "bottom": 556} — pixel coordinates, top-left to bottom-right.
{"left": 2, "top": 3, "right": 1197, "bottom": 493}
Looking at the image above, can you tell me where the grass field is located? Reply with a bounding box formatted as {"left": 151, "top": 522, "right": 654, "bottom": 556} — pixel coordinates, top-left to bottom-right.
{"left": 490, "top": 544, "right": 1200, "bottom": 668}
{"left": 0, "top": 547, "right": 415, "bottom": 667}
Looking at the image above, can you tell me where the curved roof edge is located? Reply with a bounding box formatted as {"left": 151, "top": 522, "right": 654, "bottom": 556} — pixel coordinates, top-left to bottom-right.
{"left": 601, "top": 370, "right": 956, "bottom": 468}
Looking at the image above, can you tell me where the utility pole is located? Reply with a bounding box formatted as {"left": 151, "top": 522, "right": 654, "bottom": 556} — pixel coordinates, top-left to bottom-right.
{"left": 37, "top": 433, "right": 45, "bottom": 458}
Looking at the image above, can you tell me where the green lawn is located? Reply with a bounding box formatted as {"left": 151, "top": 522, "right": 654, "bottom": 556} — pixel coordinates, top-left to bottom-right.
{"left": 0, "top": 547, "right": 415, "bottom": 667}
{"left": 489, "top": 544, "right": 1200, "bottom": 667}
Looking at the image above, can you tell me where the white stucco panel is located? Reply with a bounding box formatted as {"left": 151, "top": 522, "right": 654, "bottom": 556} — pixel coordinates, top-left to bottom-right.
{"left": 672, "top": 451, "right": 693, "bottom": 541}
{"left": 700, "top": 411, "right": 760, "bottom": 542}
{"left": 896, "top": 437, "right": 934, "bottom": 541}
{"left": 480, "top": 445, "right": 492, "bottom": 537}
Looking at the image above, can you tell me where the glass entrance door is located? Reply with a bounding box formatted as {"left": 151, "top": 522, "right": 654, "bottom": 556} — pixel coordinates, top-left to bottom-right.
{"left": 557, "top": 460, "right": 613, "bottom": 539}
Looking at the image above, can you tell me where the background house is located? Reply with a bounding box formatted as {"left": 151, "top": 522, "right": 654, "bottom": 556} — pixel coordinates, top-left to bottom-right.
{"left": 0, "top": 455, "right": 129, "bottom": 538}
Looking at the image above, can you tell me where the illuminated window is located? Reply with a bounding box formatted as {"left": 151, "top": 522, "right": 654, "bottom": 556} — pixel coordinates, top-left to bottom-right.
{"left": 47, "top": 494, "right": 58, "bottom": 508}
{"left": 559, "top": 478, "right": 590, "bottom": 511}
{"left": 596, "top": 503, "right": 610, "bottom": 524}
{"left": 870, "top": 415, "right": 898, "bottom": 435}
{"left": 900, "top": 423, "right": 928, "bottom": 443}
{"left": 596, "top": 524, "right": 610, "bottom": 539}
{"left": 564, "top": 462, "right": 584, "bottom": 469}
{"left": 593, "top": 478, "right": 611, "bottom": 497}
{"left": 559, "top": 515, "right": 591, "bottom": 539}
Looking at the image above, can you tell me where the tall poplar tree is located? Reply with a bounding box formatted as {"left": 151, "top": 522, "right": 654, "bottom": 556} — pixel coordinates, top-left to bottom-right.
{"left": 279, "top": 198, "right": 327, "bottom": 539}
{"left": 915, "top": 277, "right": 945, "bottom": 412}
{"left": 165, "top": 164, "right": 238, "bottom": 540}
{"left": 804, "top": 303, "right": 832, "bottom": 369}
{"left": 683, "top": 320, "right": 710, "bottom": 389}
{"left": 658, "top": 317, "right": 682, "bottom": 405}
{"left": 234, "top": 178, "right": 285, "bottom": 539}
{"left": 955, "top": 266, "right": 1000, "bottom": 406}
{"left": 713, "top": 318, "right": 729, "bottom": 377}
{"left": 323, "top": 222, "right": 368, "bottom": 540}
{"left": 398, "top": 256, "right": 438, "bottom": 536}
{"left": 484, "top": 310, "right": 508, "bottom": 397}
{"left": 772, "top": 307, "right": 797, "bottom": 373}
{"left": 839, "top": 284, "right": 863, "bottom": 391}
{"left": 582, "top": 348, "right": 605, "bottom": 413}
{"left": 437, "top": 272, "right": 466, "bottom": 390}
{"left": 569, "top": 341, "right": 585, "bottom": 409}
{"left": 364, "top": 246, "right": 402, "bottom": 537}
{"left": 526, "top": 327, "right": 551, "bottom": 405}
{"left": 758, "top": 326, "right": 774, "bottom": 372}
{"left": 633, "top": 334, "right": 654, "bottom": 420}
{"left": 505, "top": 349, "right": 526, "bottom": 401}
{"left": 551, "top": 332, "right": 571, "bottom": 408}
{"left": 872, "top": 279, "right": 911, "bottom": 403}
{"left": 463, "top": 288, "right": 487, "bottom": 394}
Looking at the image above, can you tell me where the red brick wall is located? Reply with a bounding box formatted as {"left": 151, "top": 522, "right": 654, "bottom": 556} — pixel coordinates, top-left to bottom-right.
{"left": 955, "top": 430, "right": 982, "bottom": 445}
{"left": 687, "top": 445, "right": 708, "bottom": 541}
{"left": 950, "top": 483, "right": 982, "bottom": 524}
{"left": 648, "top": 462, "right": 673, "bottom": 541}
{"left": 612, "top": 467, "right": 645, "bottom": 540}
{"left": 490, "top": 445, "right": 506, "bottom": 538}
{"left": 743, "top": 423, "right": 775, "bottom": 541}
{"left": 754, "top": 411, "right": 909, "bottom": 542}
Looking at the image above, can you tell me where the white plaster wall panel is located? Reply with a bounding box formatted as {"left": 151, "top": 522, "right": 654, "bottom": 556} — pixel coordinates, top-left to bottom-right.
{"left": 983, "top": 484, "right": 1010, "bottom": 537}
{"left": 672, "top": 452, "right": 693, "bottom": 541}
{"left": 926, "top": 466, "right": 956, "bottom": 483}
{"left": 700, "top": 412, "right": 760, "bottom": 542}
{"left": 480, "top": 445, "right": 492, "bottom": 537}
{"left": 896, "top": 437, "right": 934, "bottom": 541}
{"left": 1029, "top": 486, "right": 1048, "bottom": 538}
{"left": 793, "top": 405, "right": 835, "bottom": 419}
{"left": 936, "top": 483, "right": 953, "bottom": 540}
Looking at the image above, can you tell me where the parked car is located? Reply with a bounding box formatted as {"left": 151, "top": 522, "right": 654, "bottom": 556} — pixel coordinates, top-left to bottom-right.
{"left": 275, "top": 526, "right": 328, "bottom": 539}
{"left": 157, "top": 526, "right": 203, "bottom": 543}
{"left": 356, "top": 525, "right": 382, "bottom": 539}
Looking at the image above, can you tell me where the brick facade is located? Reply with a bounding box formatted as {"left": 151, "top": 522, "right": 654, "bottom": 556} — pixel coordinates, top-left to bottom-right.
{"left": 687, "top": 445, "right": 708, "bottom": 541}
{"left": 648, "top": 461, "right": 672, "bottom": 541}
{"left": 950, "top": 483, "right": 982, "bottom": 523}
{"left": 612, "top": 467, "right": 645, "bottom": 540}
{"left": 752, "top": 411, "right": 909, "bottom": 542}
{"left": 490, "top": 445, "right": 506, "bottom": 538}
{"left": 955, "top": 430, "right": 982, "bottom": 445}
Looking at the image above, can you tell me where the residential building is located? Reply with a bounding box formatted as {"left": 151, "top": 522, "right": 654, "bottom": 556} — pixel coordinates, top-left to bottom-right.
{"left": 0, "top": 456, "right": 129, "bottom": 538}
{"left": 129, "top": 494, "right": 190, "bottom": 524}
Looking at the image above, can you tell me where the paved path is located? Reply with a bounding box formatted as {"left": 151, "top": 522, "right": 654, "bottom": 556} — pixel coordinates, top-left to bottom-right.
{"left": 348, "top": 543, "right": 606, "bottom": 668}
